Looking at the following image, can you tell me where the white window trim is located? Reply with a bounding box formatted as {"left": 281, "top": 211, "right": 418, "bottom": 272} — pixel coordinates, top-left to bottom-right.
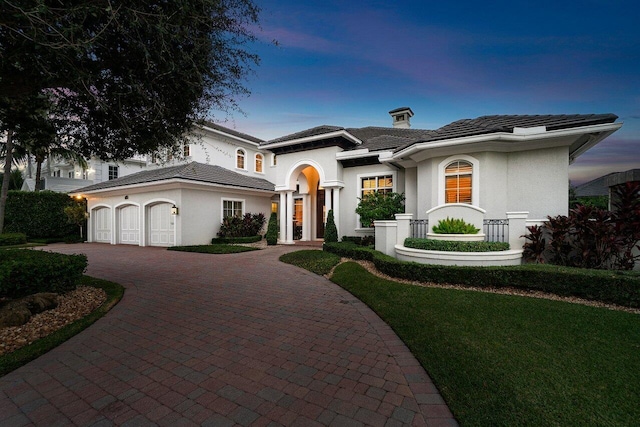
{"left": 437, "top": 154, "right": 480, "bottom": 206}
{"left": 221, "top": 198, "right": 245, "bottom": 219}
{"left": 254, "top": 153, "right": 264, "bottom": 174}
{"left": 235, "top": 148, "right": 247, "bottom": 171}
{"left": 355, "top": 171, "right": 397, "bottom": 230}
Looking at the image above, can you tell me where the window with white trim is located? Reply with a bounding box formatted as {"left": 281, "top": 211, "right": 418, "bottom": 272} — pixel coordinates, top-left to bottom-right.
{"left": 183, "top": 142, "right": 190, "bottom": 157}
{"left": 361, "top": 175, "right": 393, "bottom": 197}
{"left": 222, "top": 200, "right": 243, "bottom": 218}
{"left": 236, "top": 149, "right": 246, "bottom": 169}
{"left": 255, "top": 153, "right": 263, "bottom": 173}
{"left": 444, "top": 160, "right": 472, "bottom": 204}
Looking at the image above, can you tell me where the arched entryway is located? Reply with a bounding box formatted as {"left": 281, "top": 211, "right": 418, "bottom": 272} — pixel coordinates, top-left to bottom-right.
{"left": 278, "top": 162, "right": 342, "bottom": 244}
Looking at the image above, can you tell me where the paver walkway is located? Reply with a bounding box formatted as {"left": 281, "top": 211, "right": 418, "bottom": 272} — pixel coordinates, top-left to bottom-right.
{"left": 0, "top": 243, "right": 457, "bottom": 426}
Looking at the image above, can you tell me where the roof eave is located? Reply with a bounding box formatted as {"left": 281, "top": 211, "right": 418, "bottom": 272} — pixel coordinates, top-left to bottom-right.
{"left": 261, "top": 130, "right": 362, "bottom": 149}
{"left": 392, "top": 122, "right": 622, "bottom": 160}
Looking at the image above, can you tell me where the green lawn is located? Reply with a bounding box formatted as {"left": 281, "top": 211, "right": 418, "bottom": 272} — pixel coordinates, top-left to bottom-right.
{"left": 280, "top": 251, "right": 640, "bottom": 426}
{"left": 0, "top": 276, "right": 124, "bottom": 377}
{"left": 167, "top": 244, "right": 258, "bottom": 254}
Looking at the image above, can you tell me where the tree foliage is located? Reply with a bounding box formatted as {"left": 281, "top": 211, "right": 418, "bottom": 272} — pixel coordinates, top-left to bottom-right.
{"left": 355, "top": 192, "right": 405, "bottom": 228}
{"left": 324, "top": 209, "right": 338, "bottom": 243}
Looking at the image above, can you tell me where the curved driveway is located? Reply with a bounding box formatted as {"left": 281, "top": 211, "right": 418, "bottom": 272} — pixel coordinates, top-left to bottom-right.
{"left": 0, "top": 244, "right": 456, "bottom": 426}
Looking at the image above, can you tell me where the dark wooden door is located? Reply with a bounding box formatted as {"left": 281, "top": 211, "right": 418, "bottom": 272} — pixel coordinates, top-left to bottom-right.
{"left": 316, "top": 188, "right": 325, "bottom": 238}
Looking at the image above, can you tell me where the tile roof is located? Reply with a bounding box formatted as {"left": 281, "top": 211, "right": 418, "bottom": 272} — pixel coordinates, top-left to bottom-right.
{"left": 260, "top": 114, "right": 618, "bottom": 154}
{"left": 202, "top": 121, "right": 264, "bottom": 144}
{"left": 574, "top": 173, "right": 616, "bottom": 197}
{"left": 262, "top": 125, "right": 345, "bottom": 145}
{"left": 74, "top": 162, "right": 275, "bottom": 193}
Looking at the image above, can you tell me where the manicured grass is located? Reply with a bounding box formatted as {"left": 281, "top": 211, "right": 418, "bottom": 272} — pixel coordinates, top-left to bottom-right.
{"left": 167, "top": 244, "right": 258, "bottom": 254}
{"left": 329, "top": 261, "right": 640, "bottom": 426}
{"left": 279, "top": 250, "right": 341, "bottom": 275}
{"left": 0, "top": 276, "right": 124, "bottom": 377}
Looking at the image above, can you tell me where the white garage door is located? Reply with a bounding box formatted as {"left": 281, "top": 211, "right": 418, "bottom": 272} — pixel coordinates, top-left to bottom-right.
{"left": 148, "top": 203, "right": 175, "bottom": 247}
{"left": 119, "top": 205, "right": 140, "bottom": 245}
{"left": 93, "top": 207, "right": 111, "bottom": 243}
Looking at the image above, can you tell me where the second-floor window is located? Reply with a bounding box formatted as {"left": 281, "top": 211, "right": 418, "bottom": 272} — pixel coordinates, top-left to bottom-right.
{"left": 255, "top": 154, "right": 263, "bottom": 173}
{"left": 236, "top": 149, "right": 246, "bottom": 169}
{"left": 108, "top": 165, "right": 119, "bottom": 180}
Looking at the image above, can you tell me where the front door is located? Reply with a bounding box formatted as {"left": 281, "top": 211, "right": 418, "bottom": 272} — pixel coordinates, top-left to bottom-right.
{"left": 293, "top": 198, "right": 303, "bottom": 240}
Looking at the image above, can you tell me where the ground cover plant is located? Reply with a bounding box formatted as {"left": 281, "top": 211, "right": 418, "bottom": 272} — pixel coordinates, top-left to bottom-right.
{"left": 0, "top": 276, "right": 124, "bottom": 377}
{"left": 168, "top": 244, "right": 258, "bottom": 254}
{"left": 281, "top": 250, "right": 640, "bottom": 426}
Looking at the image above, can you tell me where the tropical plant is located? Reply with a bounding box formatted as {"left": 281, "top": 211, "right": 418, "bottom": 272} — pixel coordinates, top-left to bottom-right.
{"left": 431, "top": 217, "right": 480, "bottom": 234}
{"left": 522, "top": 182, "right": 640, "bottom": 270}
{"left": 355, "top": 192, "right": 405, "bottom": 228}
{"left": 217, "top": 212, "right": 266, "bottom": 238}
{"left": 64, "top": 200, "right": 88, "bottom": 240}
{"left": 324, "top": 209, "right": 338, "bottom": 243}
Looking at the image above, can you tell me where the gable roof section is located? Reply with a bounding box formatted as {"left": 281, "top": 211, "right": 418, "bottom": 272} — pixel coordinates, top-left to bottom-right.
{"left": 74, "top": 162, "right": 275, "bottom": 193}
{"left": 201, "top": 121, "right": 264, "bottom": 145}
{"left": 575, "top": 173, "right": 616, "bottom": 197}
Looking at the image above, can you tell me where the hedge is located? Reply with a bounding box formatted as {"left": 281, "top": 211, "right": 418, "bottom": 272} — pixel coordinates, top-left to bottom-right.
{"left": 323, "top": 242, "right": 640, "bottom": 308}
{"left": 0, "top": 233, "right": 27, "bottom": 246}
{"left": 0, "top": 249, "right": 88, "bottom": 298}
{"left": 4, "top": 191, "right": 83, "bottom": 239}
{"left": 211, "top": 235, "right": 262, "bottom": 244}
{"left": 404, "top": 238, "right": 510, "bottom": 252}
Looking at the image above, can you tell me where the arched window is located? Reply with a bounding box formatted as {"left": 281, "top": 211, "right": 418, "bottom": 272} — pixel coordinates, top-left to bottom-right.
{"left": 236, "top": 149, "right": 246, "bottom": 169}
{"left": 255, "top": 153, "right": 263, "bottom": 173}
{"left": 445, "top": 160, "right": 472, "bottom": 204}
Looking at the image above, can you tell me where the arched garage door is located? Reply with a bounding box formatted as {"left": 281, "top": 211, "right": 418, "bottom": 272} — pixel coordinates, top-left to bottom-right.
{"left": 119, "top": 205, "right": 140, "bottom": 245}
{"left": 93, "top": 207, "right": 111, "bottom": 243}
{"left": 148, "top": 203, "right": 175, "bottom": 247}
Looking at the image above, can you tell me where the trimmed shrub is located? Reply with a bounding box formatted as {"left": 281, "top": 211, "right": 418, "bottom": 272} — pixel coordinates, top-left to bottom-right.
{"left": 324, "top": 210, "right": 338, "bottom": 243}
{"left": 341, "top": 235, "right": 375, "bottom": 246}
{"left": 323, "top": 242, "right": 640, "bottom": 308}
{"left": 432, "top": 217, "right": 480, "bottom": 234}
{"left": 404, "top": 238, "right": 509, "bottom": 252}
{"left": 0, "top": 250, "right": 87, "bottom": 298}
{"left": 266, "top": 212, "right": 278, "bottom": 245}
{"left": 211, "top": 235, "right": 262, "bottom": 244}
{"left": 4, "top": 191, "right": 81, "bottom": 239}
{"left": 217, "top": 213, "right": 266, "bottom": 238}
{"left": 0, "top": 233, "right": 27, "bottom": 246}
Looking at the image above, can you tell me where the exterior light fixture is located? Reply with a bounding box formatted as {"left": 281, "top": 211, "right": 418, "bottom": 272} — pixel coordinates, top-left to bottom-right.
{"left": 171, "top": 204, "right": 179, "bottom": 215}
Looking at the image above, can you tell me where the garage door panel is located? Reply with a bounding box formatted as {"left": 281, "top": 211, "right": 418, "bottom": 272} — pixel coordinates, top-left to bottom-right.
{"left": 149, "top": 203, "right": 175, "bottom": 246}
{"left": 119, "top": 206, "right": 139, "bottom": 245}
{"left": 93, "top": 208, "right": 111, "bottom": 243}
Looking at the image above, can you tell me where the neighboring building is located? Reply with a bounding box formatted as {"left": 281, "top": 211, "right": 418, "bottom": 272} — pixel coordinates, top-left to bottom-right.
{"left": 72, "top": 109, "right": 622, "bottom": 247}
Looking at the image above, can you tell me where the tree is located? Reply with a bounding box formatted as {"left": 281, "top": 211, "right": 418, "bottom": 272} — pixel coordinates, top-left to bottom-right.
{"left": 355, "top": 192, "right": 405, "bottom": 228}
{"left": 266, "top": 212, "right": 278, "bottom": 245}
{"left": 0, "top": 0, "right": 261, "bottom": 232}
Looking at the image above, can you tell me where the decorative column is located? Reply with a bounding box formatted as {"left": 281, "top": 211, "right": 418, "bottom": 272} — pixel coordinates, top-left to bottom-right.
{"left": 303, "top": 194, "right": 311, "bottom": 241}
{"left": 506, "top": 211, "right": 529, "bottom": 253}
{"left": 279, "top": 192, "right": 286, "bottom": 243}
{"left": 325, "top": 187, "right": 332, "bottom": 223}
{"left": 286, "top": 191, "right": 294, "bottom": 244}
{"left": 333, "top": 187, "right": 340, "bottom": 239}
{"left": 395, "top": 213, "right": 413, "bottom": 246}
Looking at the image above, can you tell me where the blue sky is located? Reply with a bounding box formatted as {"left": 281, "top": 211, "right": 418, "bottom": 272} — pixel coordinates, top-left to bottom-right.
{"left": 220, "top": 0, "right": 639, "bottom": 185}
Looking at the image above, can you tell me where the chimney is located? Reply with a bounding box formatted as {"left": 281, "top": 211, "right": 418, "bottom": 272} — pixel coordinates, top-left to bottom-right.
{"left": 389, "top": 107, "right": 414, "bottom": 129}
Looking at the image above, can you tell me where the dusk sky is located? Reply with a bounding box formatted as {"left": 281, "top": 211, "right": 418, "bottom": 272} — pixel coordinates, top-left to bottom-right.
{"left": 219, "top": 0, "right": 639, "bottom": 185}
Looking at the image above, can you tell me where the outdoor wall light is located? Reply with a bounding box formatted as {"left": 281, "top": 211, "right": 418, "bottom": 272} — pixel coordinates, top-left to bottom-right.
{"left": 171, "top": 204, "right": 179, "bottom": 215}
{"left": 124, "top": 195, "right": 129, "bottom": 199}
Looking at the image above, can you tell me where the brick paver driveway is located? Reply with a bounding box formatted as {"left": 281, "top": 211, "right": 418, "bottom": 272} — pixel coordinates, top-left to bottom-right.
{"left": 1, "top": 243, "right": 456, "bottom": 426}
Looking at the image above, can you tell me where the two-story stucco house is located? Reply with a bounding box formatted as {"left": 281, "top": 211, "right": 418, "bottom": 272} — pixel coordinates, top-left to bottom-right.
{"left": 72, "top": 109, "right": 621, "bottom": 248}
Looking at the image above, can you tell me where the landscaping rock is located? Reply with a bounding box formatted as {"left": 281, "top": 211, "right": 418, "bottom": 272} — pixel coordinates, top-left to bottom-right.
{"left": 0, "top": 293, "right": 59, "bottom": 327}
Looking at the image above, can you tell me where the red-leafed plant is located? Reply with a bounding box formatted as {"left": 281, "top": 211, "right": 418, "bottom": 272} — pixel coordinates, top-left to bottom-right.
{"left": 523, "top": 181, "right": 640, "bottom": 270}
